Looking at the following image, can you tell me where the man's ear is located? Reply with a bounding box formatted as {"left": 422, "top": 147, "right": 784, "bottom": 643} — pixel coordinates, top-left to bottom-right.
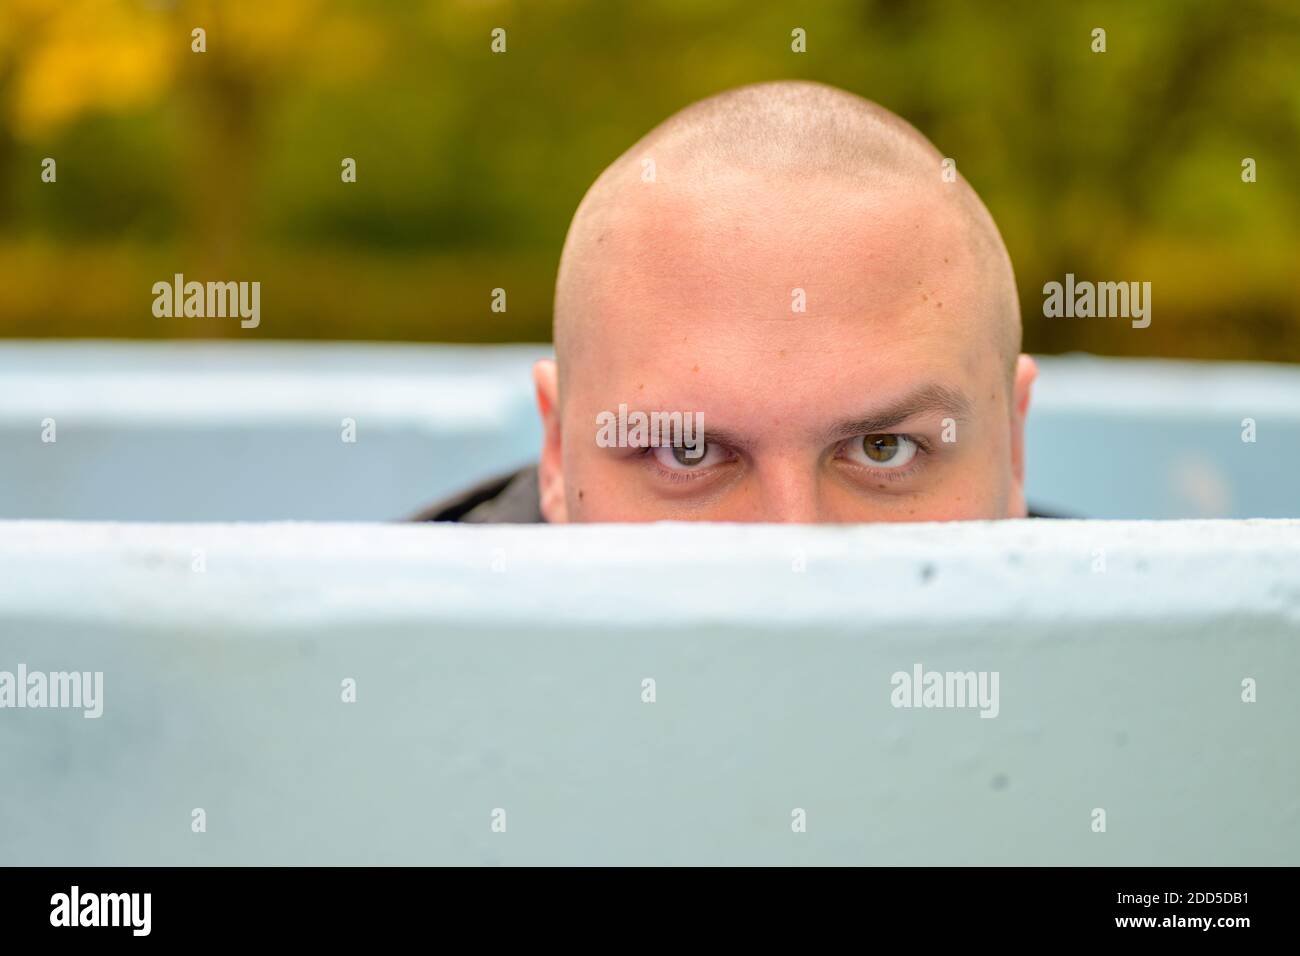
{"left": 1007, "top": 353, "right": 1038, "bottom": 517}
{"left": 533, "top": 358, "right": 568, "bottom": 522}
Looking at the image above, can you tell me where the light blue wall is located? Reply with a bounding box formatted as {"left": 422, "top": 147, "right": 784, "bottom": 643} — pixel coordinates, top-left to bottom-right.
{"left": 1, "top": 342, "right": 1295, "bottom": 521}
{"left": 1, "top": 519, "right": 1296, "bottom": 865}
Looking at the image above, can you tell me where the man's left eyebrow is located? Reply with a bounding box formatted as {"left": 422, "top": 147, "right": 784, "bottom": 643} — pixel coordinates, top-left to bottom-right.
{"left": 825, "top": 384, "right": 972, "bottom": 438}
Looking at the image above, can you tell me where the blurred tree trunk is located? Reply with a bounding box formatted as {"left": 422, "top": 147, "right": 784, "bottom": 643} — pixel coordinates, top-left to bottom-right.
{"left": 177, "top": 1, "right": 263, "bottom": 336}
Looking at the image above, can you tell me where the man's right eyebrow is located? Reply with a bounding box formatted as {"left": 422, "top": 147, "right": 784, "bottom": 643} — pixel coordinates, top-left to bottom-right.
{"left": 824, "top": 384, "right": 973, "bottom": 440}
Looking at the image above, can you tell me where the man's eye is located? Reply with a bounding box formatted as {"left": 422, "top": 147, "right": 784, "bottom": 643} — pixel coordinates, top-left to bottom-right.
{"left": 652, "top": 441, "right": 723, "bottom": 471}
{"left": 844, "top": 433, "right": 918, "bottom": 469}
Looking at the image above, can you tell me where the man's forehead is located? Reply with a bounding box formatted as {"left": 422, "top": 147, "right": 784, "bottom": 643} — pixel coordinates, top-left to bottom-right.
{"left": 597, "top": 168, "right": 964, "bottom": 266}
{"left": 584, "top": 176, "right": 979, "bottom": 324}
{"left": 562, "top": 165, "right": 1005, "bottom": 413}
{"left": 577, "top": 313, "right": 979, "bottom": 432}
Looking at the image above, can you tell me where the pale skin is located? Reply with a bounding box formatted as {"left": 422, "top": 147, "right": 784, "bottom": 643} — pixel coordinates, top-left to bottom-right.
{"left": 534, "top": 149, "right": 1036, "bottom": 523}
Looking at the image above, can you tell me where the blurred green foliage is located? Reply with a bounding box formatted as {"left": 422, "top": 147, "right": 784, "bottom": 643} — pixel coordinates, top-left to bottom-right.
{"left": 1, "top": 0, "right": 1297, "bottom": 359}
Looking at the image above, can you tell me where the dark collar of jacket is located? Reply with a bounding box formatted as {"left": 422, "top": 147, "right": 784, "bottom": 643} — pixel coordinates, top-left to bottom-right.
{"left": 411, "top": 465, "right": 1068, "bottom": 523}
{"left": 410, "top": 466, "right": 544, "bottom": 523}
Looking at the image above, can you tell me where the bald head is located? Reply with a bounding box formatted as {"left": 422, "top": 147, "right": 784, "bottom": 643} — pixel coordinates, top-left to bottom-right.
{"left": 534, "top": 80, "right": 1036, "bottom": 524}
{"left": 554, "top": 80, "right": 1020, "bottom": 393}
